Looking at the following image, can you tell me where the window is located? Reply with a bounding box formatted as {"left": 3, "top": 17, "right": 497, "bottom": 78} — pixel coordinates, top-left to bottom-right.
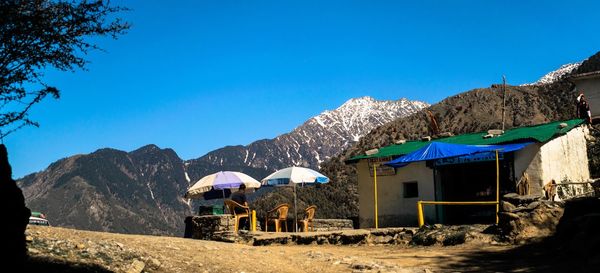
{"left": 403, "top": 181, "right": 419, "bottom": 198}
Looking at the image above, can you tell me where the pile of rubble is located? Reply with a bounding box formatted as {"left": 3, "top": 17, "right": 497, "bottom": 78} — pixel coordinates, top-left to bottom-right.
{"left": 497, "top": 193, "right": 565, "bottom": 243}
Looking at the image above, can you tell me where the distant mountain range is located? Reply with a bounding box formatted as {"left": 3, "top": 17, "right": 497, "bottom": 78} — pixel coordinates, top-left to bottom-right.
{"left": 185, "top": 97, "right": 428, "bottom": 182}
{"left": 17, "top": 96, "right": 427, "bottom": 235}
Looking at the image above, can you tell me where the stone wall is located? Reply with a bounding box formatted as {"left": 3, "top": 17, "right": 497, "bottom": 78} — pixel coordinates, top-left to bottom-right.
{"left": 312, "top": 219, "right": 353, "bottom": 231}
{"left": 185, "top": 215, "right": 235, "bottom": 240}
{"left": 184, "top": 216, "right": 354, "bottom": 241}
{"left": 497, "top": 193, "right": 564, "bottom": 243}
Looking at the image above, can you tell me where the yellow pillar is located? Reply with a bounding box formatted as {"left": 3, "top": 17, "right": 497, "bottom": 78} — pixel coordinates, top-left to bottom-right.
{"left": 251, "top": 210, "right": 257, "bottom": 232}
{"left": 373, "top": 163, "right": 379, "bottom": 229}
{"left": 417, "top": 201, "right": 425, "bottom": 227}
{"left": 495, "top": 150, "right": 500, "bottom": 224}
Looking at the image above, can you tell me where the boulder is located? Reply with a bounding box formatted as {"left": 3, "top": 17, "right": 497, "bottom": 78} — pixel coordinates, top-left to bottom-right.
{"left": 503, "top": 193, "right": 542, "bottom": 206}
{"left": 500, "top": 200, "right": 517, "bottom": 212}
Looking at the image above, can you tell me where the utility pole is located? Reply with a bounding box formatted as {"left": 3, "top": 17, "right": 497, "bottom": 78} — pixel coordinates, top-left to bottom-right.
{"left": 501, "top": 75, "right": 507, "bottom": 131}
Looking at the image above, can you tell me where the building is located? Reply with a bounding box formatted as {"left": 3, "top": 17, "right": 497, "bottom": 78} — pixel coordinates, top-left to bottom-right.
{"left": 569, "top": 70, "right": 600, "bottom": 119}
{"left": 346, "top": 119, "right": 591, "bottom": 228}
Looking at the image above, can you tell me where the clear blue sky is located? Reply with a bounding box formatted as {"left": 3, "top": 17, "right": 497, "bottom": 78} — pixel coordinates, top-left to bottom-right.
{"left": 6, "top": 0, "right": 600, "bottom": 178}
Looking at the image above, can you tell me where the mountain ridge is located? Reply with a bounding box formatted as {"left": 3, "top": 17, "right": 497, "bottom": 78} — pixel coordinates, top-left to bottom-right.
{"left": 18, "top": 96, "right": 427, "bottom": 235}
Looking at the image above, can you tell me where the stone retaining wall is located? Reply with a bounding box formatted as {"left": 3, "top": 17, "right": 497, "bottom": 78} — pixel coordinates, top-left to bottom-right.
{"left": 184, "top": 216, "right": 353, "bottom": 241}
{"left": 312, "top": 219, "right": 353, "bottom": 231}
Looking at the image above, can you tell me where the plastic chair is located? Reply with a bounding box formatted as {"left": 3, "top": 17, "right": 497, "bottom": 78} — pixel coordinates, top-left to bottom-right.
{"left": 224, "top": 199, "right": 250, "bottom": 232}
{"left": 298, "top": 205, "right": 316, "bottom": 232}
{"left": 264, "top": 203, "right": 289, "bottom": 232}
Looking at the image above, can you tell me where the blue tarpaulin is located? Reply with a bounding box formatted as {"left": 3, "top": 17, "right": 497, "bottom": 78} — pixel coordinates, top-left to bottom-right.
{"left": 385, "top": 142, "right": 533, "bottom": 167}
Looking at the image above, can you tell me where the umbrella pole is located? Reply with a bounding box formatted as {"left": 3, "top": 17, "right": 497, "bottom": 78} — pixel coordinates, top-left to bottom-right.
{"left": 294, "top": 183, "right": 298, "bottom": 232}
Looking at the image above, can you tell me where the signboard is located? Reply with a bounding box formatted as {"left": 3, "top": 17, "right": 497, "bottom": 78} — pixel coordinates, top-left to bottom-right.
{"left": 368, "top": 157, "right": 396, "bottom": 176}
{"left": 434, "top": 152, "right": 504, "bottom": 166}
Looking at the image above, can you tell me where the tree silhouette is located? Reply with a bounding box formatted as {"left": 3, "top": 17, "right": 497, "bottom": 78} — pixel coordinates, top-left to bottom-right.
{"left": 0, "top": 0, "right": 129, "bottom": 138}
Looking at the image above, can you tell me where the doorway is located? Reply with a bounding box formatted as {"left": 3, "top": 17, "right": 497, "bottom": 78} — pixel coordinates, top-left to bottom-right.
{"left": 433, "top": 155, "right": 514, "bottom": 224}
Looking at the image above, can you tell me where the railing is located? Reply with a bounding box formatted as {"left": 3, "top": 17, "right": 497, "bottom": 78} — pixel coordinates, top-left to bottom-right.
{"left": 416, "top": 201, "right": 499, "bottom": 227}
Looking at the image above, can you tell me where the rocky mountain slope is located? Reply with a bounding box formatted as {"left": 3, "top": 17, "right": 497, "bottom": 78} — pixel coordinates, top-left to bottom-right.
{"left": 254, "top": 51, "right": 600, "bottom": 221}
{"left": 18, "top": 145, "right": 192, "bottom": 236}
{"left": 18, "top": 97, "right": 426, "bottom": 235}
{"left": 184, "top": 97, "right": 427, "bottom": 182}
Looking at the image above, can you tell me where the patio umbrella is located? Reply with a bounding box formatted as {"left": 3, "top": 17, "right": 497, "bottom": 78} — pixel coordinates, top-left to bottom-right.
{"left": 184, "top": 171, "right": 261, "bottom": 200}
{"left": 261, "top": 166, "right": 329, "bottom": 232}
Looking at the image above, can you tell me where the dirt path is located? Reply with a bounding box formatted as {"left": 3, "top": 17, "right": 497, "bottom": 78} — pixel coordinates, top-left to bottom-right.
{"left": 26, "top": 226, "right": 556, "bottom": 273}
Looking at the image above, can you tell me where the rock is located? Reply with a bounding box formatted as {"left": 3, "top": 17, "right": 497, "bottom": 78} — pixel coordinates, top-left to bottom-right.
{"left": 526, "top": 201, "right": 540, "bottom": 210}
{"left": 501, "top": 200, "right": 516, "bottom": 212}
{"left": 373, "top": 235, "right": 394, "bottom": 244}
{"left": 503, "top": 193, "right": 541, "bottom": 206}
{"left": 351, "top": 262, "right": 373, "bottom": 270}
{"left": 126, "top": 259, "right": 145, "bottom": 273}
{"left": 25, "top": 235, "right": 33, "bottom": 243}
{"left": 341, "top": 256, "right": 354, "bottom": 264}
{"left": 432, "top": 224, "right": 443, "bottom": 229}
{"left": 148, "top": 258, "right": 161, "bottom": 269}
{"left": 116, "top": 242, "right": 124, "bottom": 249}
{"left": 76, "top": 243, "right": 86, "bottom": 249}
{"left": 28, "top": 248, "right": 40, "bottom": 255}
{"left": 499, "top": 212, "right": 521, "bottom": 220}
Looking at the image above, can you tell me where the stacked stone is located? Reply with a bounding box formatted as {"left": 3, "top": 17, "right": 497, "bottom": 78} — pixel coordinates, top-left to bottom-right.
{"left": 498, "top": 193, "right": 564, "bottom": 243}
{"left": 312, "top": 219, "right": 354, "bottom": 231}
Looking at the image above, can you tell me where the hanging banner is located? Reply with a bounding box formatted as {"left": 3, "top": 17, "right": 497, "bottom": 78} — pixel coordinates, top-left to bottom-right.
{"left": 434, "top": 152, "right": 504, "bottom": 166}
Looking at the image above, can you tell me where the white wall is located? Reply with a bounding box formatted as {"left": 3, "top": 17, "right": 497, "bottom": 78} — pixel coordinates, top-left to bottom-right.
{"left": 357, "top": 161, "right": 434, "bottom": 228}
{"left": 514, "top": 126, "right": 590, "bottom": 197}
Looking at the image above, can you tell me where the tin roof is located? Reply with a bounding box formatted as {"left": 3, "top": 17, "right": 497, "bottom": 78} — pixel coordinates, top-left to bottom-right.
{"left": 347, "top": 119, "right": 585, "bottom": 162}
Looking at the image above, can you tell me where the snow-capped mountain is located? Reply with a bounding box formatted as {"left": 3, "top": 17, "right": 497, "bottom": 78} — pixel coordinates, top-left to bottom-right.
{"left": 522, "top": 62, "right": 582, "bottom": 86}
{"left": 17, "top": 96, "right": 428, "bottom": 236}
{"left": 184, "top": 97, "right": 429, "bottom": 181}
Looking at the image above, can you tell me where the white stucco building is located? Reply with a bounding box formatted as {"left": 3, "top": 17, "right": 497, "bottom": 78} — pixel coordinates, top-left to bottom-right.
{"left": 347, "top": 119, "right": 591, "bottom": 228}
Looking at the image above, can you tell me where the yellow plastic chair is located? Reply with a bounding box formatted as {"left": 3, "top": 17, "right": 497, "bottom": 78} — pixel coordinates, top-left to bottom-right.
{"left": 224, "top": 199, "right": 250, "bottom": 232}
{"left": 298, "top": 205, "right": 316, "bottom": 232}
{"left": 265, "top": 203, "right": 289, "bottom": 232}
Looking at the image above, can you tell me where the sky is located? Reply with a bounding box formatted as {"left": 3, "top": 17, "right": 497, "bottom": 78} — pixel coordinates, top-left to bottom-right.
{"left": 6, "top": 0, "right": 600, "bottom": 178}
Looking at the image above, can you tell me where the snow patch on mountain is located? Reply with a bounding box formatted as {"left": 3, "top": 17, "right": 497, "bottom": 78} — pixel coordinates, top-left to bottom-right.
{"left": 187, "top": 96, "right": 429, "bottom": 173}
{"left": 522, "top": 62, "right": 582, "bottom": 86}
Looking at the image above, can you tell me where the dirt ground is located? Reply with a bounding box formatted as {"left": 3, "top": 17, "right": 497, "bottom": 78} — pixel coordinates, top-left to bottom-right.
{"left": 25, "top": 226, "right": 582, "bottom": 273}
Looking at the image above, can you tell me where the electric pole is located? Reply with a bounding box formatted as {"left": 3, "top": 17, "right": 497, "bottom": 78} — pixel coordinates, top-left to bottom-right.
{"left": 502, "top": 75, "right": 507, "bottom": 131}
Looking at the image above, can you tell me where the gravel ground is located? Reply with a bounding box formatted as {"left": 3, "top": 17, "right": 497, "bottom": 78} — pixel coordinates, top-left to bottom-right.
{"left": 26, "top": 225, "right": 561, "bottom": 273}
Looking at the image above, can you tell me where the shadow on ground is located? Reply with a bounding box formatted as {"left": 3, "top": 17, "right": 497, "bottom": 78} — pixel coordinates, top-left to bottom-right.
{"left": 436, "top": 197, "right": 600, "bottom": 273}
{"left": 26, "top": 256, "right": 113, "bottom": 273}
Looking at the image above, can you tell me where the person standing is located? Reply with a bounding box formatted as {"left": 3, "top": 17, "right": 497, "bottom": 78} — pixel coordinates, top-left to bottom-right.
{"left": 577, "top": 93, "right": 593, "bottom": 124}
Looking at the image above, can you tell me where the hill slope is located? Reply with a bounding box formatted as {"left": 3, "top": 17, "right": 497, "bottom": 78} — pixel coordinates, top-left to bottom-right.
{"left": 18, "top": 145, "right": 191, "bottom": 235}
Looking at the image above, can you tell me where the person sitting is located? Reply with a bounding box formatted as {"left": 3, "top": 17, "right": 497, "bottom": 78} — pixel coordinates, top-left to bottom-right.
{"left": 229, "top": 184, "right": 249, "bottom": 229}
